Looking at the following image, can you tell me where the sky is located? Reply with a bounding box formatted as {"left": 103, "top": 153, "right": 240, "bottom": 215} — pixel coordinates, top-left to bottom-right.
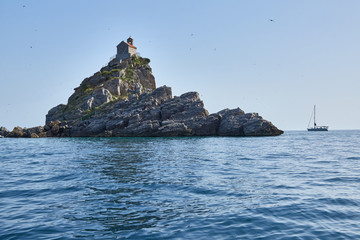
{"left": 0, "top": 0, "right": 359, "bottom": 131}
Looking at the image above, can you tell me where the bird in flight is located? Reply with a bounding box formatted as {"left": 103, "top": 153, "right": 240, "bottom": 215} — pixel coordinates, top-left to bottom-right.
{"left": 269, "top": 19, "right": 275, "bottom": 22}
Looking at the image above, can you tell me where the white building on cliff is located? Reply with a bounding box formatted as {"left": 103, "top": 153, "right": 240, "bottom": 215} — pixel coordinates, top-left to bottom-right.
{"left": 116, "top": 37, "right": 137, "bottom": 60}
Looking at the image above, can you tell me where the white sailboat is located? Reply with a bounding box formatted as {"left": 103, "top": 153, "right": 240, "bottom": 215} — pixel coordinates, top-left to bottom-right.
{"left": 307, "top": 105, "right": 328, "bottom": 131}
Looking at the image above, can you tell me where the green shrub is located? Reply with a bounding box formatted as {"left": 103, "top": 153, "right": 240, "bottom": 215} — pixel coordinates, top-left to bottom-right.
{"left": 84, "top": 86, "right": 93, "bottom": 94}
{"left": 101, "top": 68, "right": 120, "bottom": 76}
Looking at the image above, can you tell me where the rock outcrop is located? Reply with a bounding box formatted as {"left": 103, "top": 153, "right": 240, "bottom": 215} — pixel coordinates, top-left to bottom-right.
{"left": 0, "top": 127, "right": 10, "bottom": 138}
{"left": 1, "top": 54, "right": 283, "bottom": 137}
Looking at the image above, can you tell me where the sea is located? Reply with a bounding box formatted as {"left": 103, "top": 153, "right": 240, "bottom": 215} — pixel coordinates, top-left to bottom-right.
{"left": 1, "top": 130, "right": 360, "bottom": 240}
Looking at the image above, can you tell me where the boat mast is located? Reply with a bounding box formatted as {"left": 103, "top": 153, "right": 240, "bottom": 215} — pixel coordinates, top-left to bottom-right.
{"left": 314, "top": 105, "right": 316, "bottom": 127}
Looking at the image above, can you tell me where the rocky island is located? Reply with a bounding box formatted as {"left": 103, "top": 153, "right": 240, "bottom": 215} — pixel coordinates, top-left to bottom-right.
{"left": 1, "top": 38, "right": 283, "bottom": 138}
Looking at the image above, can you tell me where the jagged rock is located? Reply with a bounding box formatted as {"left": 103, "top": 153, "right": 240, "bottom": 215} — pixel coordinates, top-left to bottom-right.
{"left": 43, "top": 83, "right": 282, "bottom": 137}
{"left": 4, "top": 120, "right": 69, "bottom": 138}
{"left": 51, "top": 124, "right": 60, "bottom": 135}
{"left": 45, "top": 56, "right": 156, "bottom": 125}
{"left": 185, "top": 114, "right": 221, "bottom": 136}
{"left": 18, "top": 126, "right": 44, "bottom": 138}
{"left": 134, "top": 83, "right": 143, "bottom": 95}
{"left": 104, "top": 78, "right": 129, "bottom": 97}
{"left": 46, "top": 104, "right": 66, "bottom": 123}
{"left": 0, "top": 127, "right": 10, "bottom": 137}
{"left": 44, "top": 124, "right": 51, "bottom": 131}
{"left": 30, "top": 133, "right": 39, "bottom": 138}
{"left": 157, "top": 121, "right": 191, "bottom": 136}
{"left": 113, "top": 120, "right": 161, "bottom": 137}
{"left": 38, "top": 132, "right": 47, "bottom": 138}
{"left": 218, "top": 111, "right": 283, "bottom": 136}
{"left": 87, "top": 88, "right": 112, "bottom": 109}
{"left": 218, "top": 108, "right": 245, "bottom": 119}
{"left": 218, "top": 109, "right": 248, "bottom": 136}
{"left": 8, "top": 126, "right": 25, "bottom": 138}
{"left": 242, "top": 117, "right": 281, "bottom": 136}
{"left": 81, "top": 72, "right": 105, "bottom": 87}
{"left": 134, "top": 66, "right": 156, "bottom": 90}
{"left": 25, "top": 126, "right": 44, "bottom": 135}
{"left": 6, "top": 51, "right": 283, "bottom": 138}
{"left": 149, "top": 85, "right": 172, "bottom": 102}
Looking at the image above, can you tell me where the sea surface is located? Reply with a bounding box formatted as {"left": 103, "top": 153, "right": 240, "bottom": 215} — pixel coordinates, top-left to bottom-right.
{"left": 1, "top": 130, "right": 360, "bottom": 240}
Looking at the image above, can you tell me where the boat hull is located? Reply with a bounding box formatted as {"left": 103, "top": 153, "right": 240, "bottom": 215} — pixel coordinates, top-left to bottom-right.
{"left": 307, "top": 127, "right": 328, "bottom": 131}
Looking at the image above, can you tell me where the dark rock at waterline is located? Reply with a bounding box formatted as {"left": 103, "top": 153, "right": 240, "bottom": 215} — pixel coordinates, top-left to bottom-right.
{"left": 0, "top": 127, "right": 10, "bottom": 137}
{"left": 3, "top": 120, "right": 71, "bottom": 138}
{"left": 7, "top": 126, "right": 25, "bottom": 138}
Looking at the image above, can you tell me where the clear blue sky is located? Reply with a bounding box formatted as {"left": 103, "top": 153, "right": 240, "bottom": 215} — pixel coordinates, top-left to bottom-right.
{"left": 1, "top": 0, "right": 359, "bottom": 130}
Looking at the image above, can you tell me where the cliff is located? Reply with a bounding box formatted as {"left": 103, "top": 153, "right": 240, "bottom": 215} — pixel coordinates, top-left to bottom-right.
{"left": 1, "top": 55, "right": 283, "bottom": 137}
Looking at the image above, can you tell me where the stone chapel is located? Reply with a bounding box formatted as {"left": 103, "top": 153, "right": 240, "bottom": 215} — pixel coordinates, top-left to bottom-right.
{"left": 116, "top": 37, "right": 137, "bottom": 60}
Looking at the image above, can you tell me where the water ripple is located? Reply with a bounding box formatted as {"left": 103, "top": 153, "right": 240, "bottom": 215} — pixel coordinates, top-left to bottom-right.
{"left": 1, "top": 131, "right": 360, "bottom": 239}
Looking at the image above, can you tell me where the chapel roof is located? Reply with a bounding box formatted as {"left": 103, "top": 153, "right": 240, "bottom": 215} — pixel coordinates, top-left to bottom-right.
{"left": 117, "top": 41, "right": 137, "bottom": 49}
{"left": 126, "top": 42, "right": 137, "bottom": 49}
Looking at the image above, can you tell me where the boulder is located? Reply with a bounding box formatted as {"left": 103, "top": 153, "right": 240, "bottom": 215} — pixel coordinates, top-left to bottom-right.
{"left": 218, "top": 109, "right": 248, "bottom": 136}
{"left": 160, "top": 91, "right": 206, "bottom": 121}
{"left": 46, "top": 104, "right": 66, "bottom": 124}
{"left": 51, "top": 124, "right": 60, "bottom": 135}
{"left": 218, "top": 111, "right": 283, "bottom": 136}
{"left": 30, "top": 133, "right": 39, "bottom": 138}
{"left": 25, "top": 126, "right": 44, "bottom": 136}
{"left": 38, "top": 132, "right": 47, "bottom": 138}
{"left": 0, "top": 127, "right": 10, "bottom": 137}
{"left": 46, "top": 130, "right": 53, "bottom": 137}
{"left": 44, "top": 124, "right": 51, "bottom": 131}
{"left": 242, "top": 118, "right": 283, "bottom": 136}
{"left": 8, "top": 126, "right": 25, "bottom": 138}
{"left": 150, "top": 86, "right": 172, "bottom": 102}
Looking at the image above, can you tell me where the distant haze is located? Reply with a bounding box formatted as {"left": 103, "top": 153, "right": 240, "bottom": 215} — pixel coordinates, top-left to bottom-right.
{"left": 1, "top": 0, "right": 359, "bottom": 130}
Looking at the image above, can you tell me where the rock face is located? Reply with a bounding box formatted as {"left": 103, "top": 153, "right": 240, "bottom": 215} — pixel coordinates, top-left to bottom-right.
{"left": 46, "top": 56, "right": 155, "bottom": 123}
{"left": 0, "top": 127, "right": 10, "bottom": 137}
{"left": 1, "top": 54, "right": 283, "bottom": 137}
{"left": 61, "top": 86, "right": 282, "bottom": 137}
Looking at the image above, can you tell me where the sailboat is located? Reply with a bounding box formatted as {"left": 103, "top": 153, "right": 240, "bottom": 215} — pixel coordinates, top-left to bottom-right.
{"left": 307, "top": 105, "right": 328, "bottom": 131}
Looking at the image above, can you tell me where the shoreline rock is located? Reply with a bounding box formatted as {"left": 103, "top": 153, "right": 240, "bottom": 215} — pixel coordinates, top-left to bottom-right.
{"left": 1, "top": 54, "right": 283, "bottom": 138}
{"left": 1, "top": 85, "right": 283, "bottom": 138}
